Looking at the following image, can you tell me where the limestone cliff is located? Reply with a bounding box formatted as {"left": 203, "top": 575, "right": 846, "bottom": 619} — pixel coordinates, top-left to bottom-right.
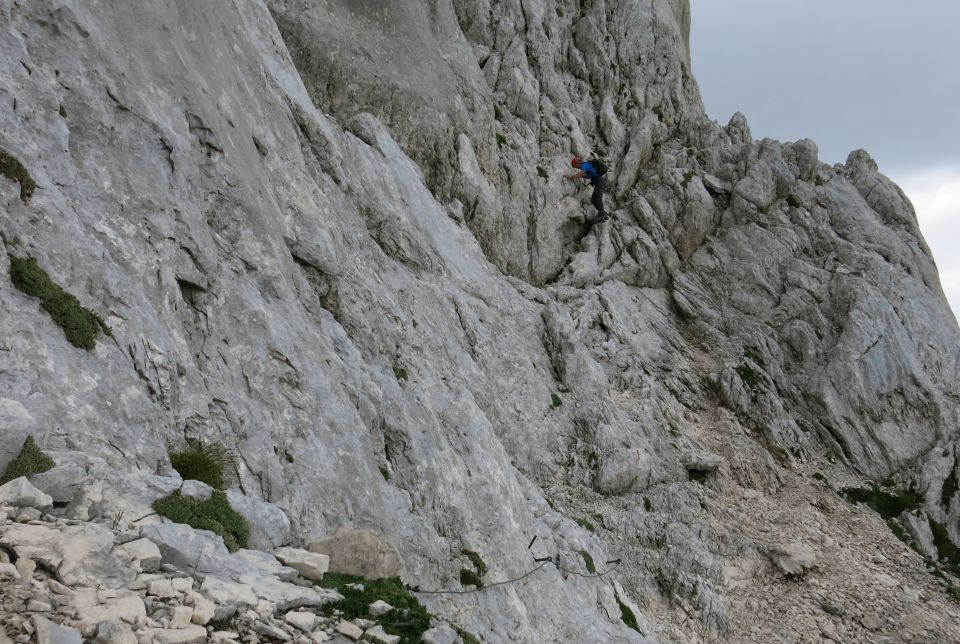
{"left": 1, "top": 1, "right": 958, "bottom": 642}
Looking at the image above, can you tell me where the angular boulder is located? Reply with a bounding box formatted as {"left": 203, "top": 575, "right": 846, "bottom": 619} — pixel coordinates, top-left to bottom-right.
{"left": 307, "top": 527, "right": 402, "bottom": 579}
{"left": 0, "top": 477, "right": 53, "bottom": 509}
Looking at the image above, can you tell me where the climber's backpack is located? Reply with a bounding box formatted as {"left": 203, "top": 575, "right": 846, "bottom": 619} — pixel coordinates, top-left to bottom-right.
{"left": 588, "top": 158, "right": 608, "bottom": 175}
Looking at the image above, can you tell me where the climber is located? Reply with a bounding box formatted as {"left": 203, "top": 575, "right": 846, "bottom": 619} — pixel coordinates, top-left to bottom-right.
{"left": 565, "top": 155, "right": 608, "bottom": 224}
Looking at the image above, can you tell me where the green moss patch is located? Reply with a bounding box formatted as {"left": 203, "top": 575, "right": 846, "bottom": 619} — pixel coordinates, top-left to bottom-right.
{"left": 153, "top": 490, "right": 249, "bottom": 552}
{"left": 168, "top": 438, "right": 234, "bottom": 490}
{"left": 316, "top": 573, "right": 431, "bottom": 643}
{"left": 1, "top": 435, "right": 55, "bottom": 484}
{"left": 643, "top": 496, "right": 652, "bottom": 512}
{"left": 537, "top": 166, "right": 548, "bottom": 179}
{"left": 551, "top": 393, "right": 562, "bottom": 408}
{"left": 393, "top": 366, "right": 408, "bottom": 382}
{"left": 461, "top": 550, "right": 487, "bottom": 576}
{"left": 735, "top": 361, "right": 766, "bottom": 403}
{"left": 0, "top": 149, "right": 36, "bottom": 203}
{"left": 579, "top": 549, "right": 596, "bottom": 574}
{"left": 575, "top": 517, "right": 595, "bottom": 533}
{"left": 616, "top": 595, "right": 641, "bottom": 634}
{"left": 9, "top": 256, "right": 102, "bottom": 350}
{"left": 459, "top": 568, "right": 483, "bottom": 588}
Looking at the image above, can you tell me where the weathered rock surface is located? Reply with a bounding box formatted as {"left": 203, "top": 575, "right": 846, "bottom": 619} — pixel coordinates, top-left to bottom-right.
{"left": 0, "top": 0, "right": 958, "bottom": 642}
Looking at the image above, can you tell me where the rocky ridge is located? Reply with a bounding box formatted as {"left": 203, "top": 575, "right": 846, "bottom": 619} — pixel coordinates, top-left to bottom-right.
{"left": 1, "top": 0, "right": 959, "bottom": 642}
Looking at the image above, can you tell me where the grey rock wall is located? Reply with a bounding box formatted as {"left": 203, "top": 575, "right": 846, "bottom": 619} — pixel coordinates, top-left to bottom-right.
{"left": 1, "top": 0, "right": 958, "bottom": 641}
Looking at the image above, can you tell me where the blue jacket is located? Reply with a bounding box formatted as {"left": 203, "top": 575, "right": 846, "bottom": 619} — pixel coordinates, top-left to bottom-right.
{"left": 581, "top": 161, "right": 601, "bottom": 186}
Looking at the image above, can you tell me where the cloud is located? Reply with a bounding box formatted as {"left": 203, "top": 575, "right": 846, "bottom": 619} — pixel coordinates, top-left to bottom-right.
{"left": 894, "top": 165, "right": 960, "bottom": 320}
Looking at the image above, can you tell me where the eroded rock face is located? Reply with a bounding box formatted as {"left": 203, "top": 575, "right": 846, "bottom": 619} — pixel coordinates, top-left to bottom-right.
{"left": 0, "top": 0, "right": 958, "bottom": 642}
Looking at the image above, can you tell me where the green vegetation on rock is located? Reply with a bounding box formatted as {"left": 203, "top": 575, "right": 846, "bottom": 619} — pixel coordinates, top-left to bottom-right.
{"left": 459, "top": 568, "right": 483, "bottom": 588}
{"left": 168, "top": 438, "right": 235, "bottom": 490}
{"left": 616, "top": 595, "right": 641, "bottom": 634}
{"left": 551, "top": 393, "right": 562, "bottom": 408}
{"left": 843, "top": 484, "right": 923, "bottom": 519}
{"left": 575, "top": 517, "right": 595, "bottom": 533}
{"left": 153, "top": 490, "right": 249, "bottom": 552}
{"left": 942, "top": 461, "right": 958, "bottom": 509}
{"left": 9, "top": 255, "right": 103, "bottom": 350}
{"left": 1, "top": 435, "right": 55, "bottom": 484}
{"left": 579, "top": 549, "right": 596, "bottom": 574}
{"left": 0, "top": 149, "right": 36, "bottom": 203}
{"left": 461, "top": 549, "right": 487, "bottom": 576}
{"left": 316, "top": 573, "right": 431, "bottom": 643}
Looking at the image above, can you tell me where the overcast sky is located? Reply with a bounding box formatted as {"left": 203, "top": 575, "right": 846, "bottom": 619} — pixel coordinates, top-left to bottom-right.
{"left": 689, "top": 0, "right": 959, "bottom": 321}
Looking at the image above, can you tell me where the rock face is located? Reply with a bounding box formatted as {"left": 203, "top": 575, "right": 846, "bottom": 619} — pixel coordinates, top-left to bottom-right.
{"left": 1, "top": 0, "right": 958, "bottom": 642}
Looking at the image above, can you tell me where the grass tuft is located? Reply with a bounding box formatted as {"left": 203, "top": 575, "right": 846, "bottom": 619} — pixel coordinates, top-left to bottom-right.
{"left": 0, "top": 149, "right": 37, "bottom": 203}
{"left": 574, "top": 517, "right": 595, "bottom": 533}
{"left": 153, "top": 490, "right": 249, "bottom": 552}
{"left": 168, "top": 438, "right": 235, "bottom": 490}
{"left": 9, "top": 256, "right": 102, "bottom": 350}
{"left": 1, "top": 435, "right": 55, "bottom": 484}
{"left": 643, "top": 496, "right": 652, "bottom": 512}
{"left": 393, "top": 366, "right": 408, "bottom": 382}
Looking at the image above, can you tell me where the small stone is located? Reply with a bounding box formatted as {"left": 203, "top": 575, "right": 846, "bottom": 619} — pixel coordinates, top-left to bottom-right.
{"left": 186, "top": 592, "right": 215, "bottom": 625}
{"left": 352, "top": 619, "right": 374, "bottom": 630}
{"left": 334, "top": 620, "right": 364, "bottom": 641}
{"left": 363, "top": 625, "right": 400, "bottom": 644}
{"left": 28, "top": 599, "right": 53, "bottom": 612}
{"left": 16, "top": 506, "right": 42, "bottom": 522}
{"left": 171, "top": 577, "right": 193, "bottom": 592}
{"left": 858, "top": 612, "right": 881, "bottom": 630}
{"left": 818, "top": 621, "right": 839, "bottom": 641}
{"left": 92, "top": 620, "right": 137, "bottom": 644}
{"left": 170, "top": 606, "right": 193, "bottom": 629}
{"left": 15, "top": 557, "right": 36, "bottom": 581}
{"left": 253, "top": 622, "right": 292, "bottom": 641}
{"left": 367, "top": 600, "right": 393, "bottom": 617}
{"left": 32, "top": 615, "right": 82, "bottom": 644}
{"left": 148, "top": 579, "right": 181, "bottom": 598}
{"left": 209, "top": 632, "right": 240, "bottom": 642}
{"left": 147, "top": 625, "right": 208, "bottom": 643}
{"left": 47, "top": 578, "right": 75, "bottom": 596}
{"left": 113, "top": 539, "right": 162, "bottom": 573}
{"left": 285, "top": 611, "right": 316, "bottom": 632}
{"left": 275, "top": 547, "right": 330, "bottom": 581}
{"left": 0, "top": 562, "right": 20, "bottom": 579}
{"left": 767, "top": 543, "right": 817, "bottom": 576}
{"left": 420, "top": 624, "right": 461, "bottom": 644}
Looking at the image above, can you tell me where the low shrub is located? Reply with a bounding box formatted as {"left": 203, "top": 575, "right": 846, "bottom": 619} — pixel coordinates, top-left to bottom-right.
{"left": 315, "top": 573, "right": 432, "bottom": 644}
{"left": 153, "top": 490, "right": 249, "bottom": 552}
{"left": 1, "top": 435, "right": 55, "bottom": 484}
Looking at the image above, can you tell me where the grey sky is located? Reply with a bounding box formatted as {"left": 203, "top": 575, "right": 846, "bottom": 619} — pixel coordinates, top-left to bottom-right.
{"left": 689, "top": 0, "right": 960, "bottom": 320}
